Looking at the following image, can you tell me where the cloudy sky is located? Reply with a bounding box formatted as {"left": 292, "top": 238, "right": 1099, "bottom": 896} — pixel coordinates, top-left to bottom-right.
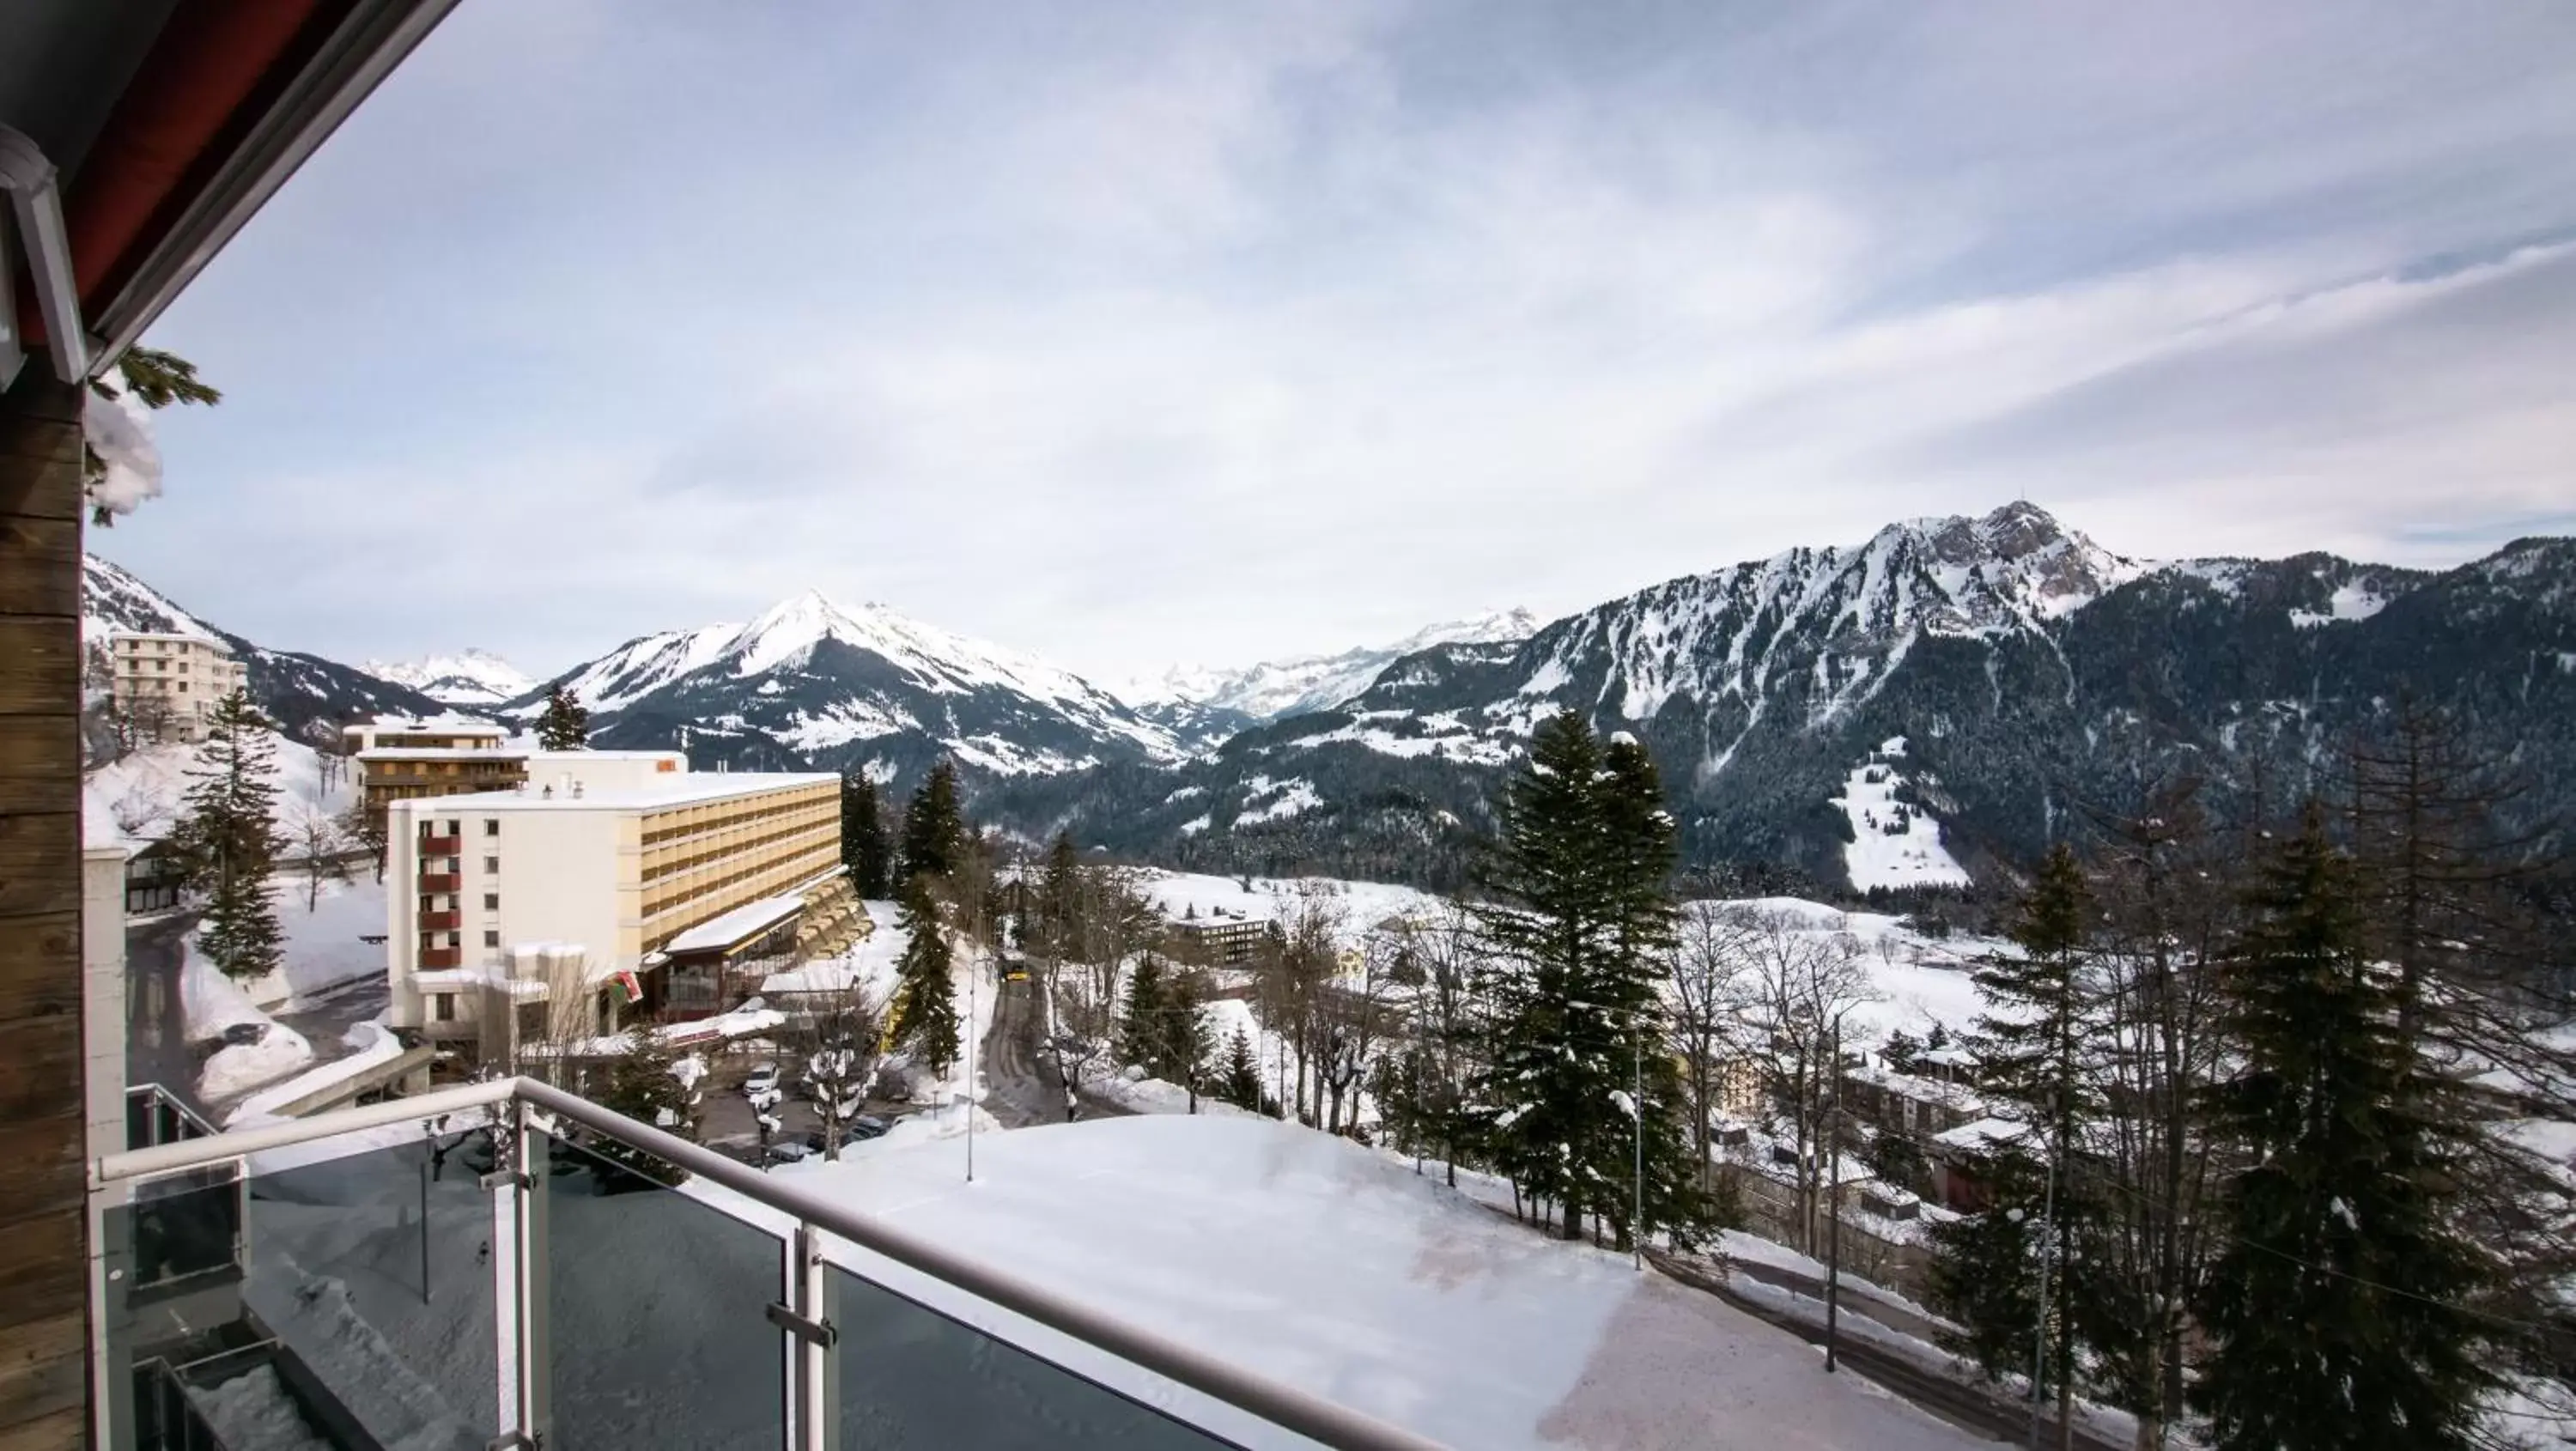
{"left": 97, "top": 0, "right": 2576, "bottom": 686}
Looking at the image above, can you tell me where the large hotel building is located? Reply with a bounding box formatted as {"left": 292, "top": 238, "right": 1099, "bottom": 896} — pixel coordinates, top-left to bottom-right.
{"left": 384, "top": 751, "right": 861, "bottom": 1046}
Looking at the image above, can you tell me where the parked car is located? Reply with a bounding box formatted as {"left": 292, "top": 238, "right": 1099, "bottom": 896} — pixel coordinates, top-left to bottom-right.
{"left": 800, "top": 1117, "right": 890, "bottom": 1154}
{"left": 220, "top": 1022, "right": 265, "bottom": 1047}
{"left": 743, "top": 1064, "right": 781, "bottom": 1102}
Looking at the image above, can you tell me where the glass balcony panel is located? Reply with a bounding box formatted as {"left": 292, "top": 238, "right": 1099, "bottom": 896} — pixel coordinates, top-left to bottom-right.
{"left": 829, "top": 1264, "right": 1235, "bottom": 1449}
{"left": 543, "top": 1134, "right": 787, "bottom": 1450}
{"left": 107, "top": 1121, "right": 502, "bottom": 1451}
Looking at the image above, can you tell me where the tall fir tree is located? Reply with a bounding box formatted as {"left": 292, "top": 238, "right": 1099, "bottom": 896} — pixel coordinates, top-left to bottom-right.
{"left": 2194, "top": 808, "right": 2496, "bottom": 1451}
{"left": 841, "top": 770, "right": 893, "bottom": 897}
{"left": 1118, "top": 956, "right": 1170, "bottom": 1069}
{"left": 172, "top": 689, "right": 289, "bottom": 980}
{"left": 899, "top": 760, "right": 967, "bottom": 883}
{"left": 1473, "top": 713, "right": 1706, "bottom": 1248}
{"left": 1219, "top": 1024, "right": 1263, "bottom": 1111}
{"left": 1927, "top": 1145, "right": 2049, "bottom": 1380}
{"left": 889, "top": 876, "right": 960, "bottom": 1074}
{"left": 1967, "top": 841, "right": 2102, "bottom": 1430}
{"left": 535, "top": 683, "right": 591, "bottom": 750}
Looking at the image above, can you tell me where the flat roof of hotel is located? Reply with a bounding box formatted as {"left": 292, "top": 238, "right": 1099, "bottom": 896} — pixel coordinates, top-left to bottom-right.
{"left": 389, "top": 771, "right": 836, "bottom": 813}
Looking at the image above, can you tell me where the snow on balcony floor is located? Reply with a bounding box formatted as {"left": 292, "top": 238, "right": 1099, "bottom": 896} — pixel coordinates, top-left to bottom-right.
{"left": 767, "top": 1114, "right": 1990, "bottom": 1450}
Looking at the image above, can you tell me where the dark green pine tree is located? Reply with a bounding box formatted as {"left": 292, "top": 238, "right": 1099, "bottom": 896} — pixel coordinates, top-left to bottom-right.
{"left": 1474, "top": 712, "right": 1613, "bottom": 1241}
{"left": 588, "top": 1027, "right": 696, "bottom": 1189}
{"left": 899, "top": 760, "right": 967, "bottom": 883}
{"left": 2194, "top": 809, "right": 2497, "bottom": 1451}
{"left": 841, "top": 770, "right": 893, "bottom": 897}
{"left": 1927, "top": 1145, "right": 2049, "bottom": 1381}
{"left": 1595, "top": 732, "right": 1704, "bottom": 1248}
{"left": 534, "top": 683, "right": 591, "bottom": 750}
{"left": 1118, "top": 955, "right": 1170, "bottom": 1070}
{"left": 1036, "top": 830, "right": 1080, "bottom": 958}
{"left": 1219, "top": 1024, "right": 1264, "bottom": 1111}
{"left": 173, "top": 689, "right": 289, "bottom": 980}
{"left": 889, "top": 876, "right": 960, "bottom": 1074}
{"left": 1474, "top": 715, "right": 1706, "bottom": 1248}
{"left": 1966, "top": 841, "right": 2101, "bottom": 1419}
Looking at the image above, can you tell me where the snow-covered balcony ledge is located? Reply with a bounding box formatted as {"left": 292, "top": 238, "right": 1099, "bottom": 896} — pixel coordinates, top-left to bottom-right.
{"left": 90, "top": 1077, "right": 1441, "bottom": 1451}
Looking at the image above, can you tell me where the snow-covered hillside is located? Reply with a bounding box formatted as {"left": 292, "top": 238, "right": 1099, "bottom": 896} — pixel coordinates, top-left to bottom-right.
{"left": 361, "top": 649, "right": 534, "bottom": 707}
{"left": 529, "top": 586, "right": 1190, "bottom": 786}
{"left": 1832, "top": 738, "right": 1970, "bottom": 891}
{"left": 1117, "top": 607, "right": 1540, "bottom": 721}
{"left": 82, "top": 553, "right": 450, "bottom": 737}
{"left": 85, "top": 732, "right": 354, "bottom": 851}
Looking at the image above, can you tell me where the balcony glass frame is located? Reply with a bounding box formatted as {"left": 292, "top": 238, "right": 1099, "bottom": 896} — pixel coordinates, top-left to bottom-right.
{"left": 92, "top": 1077, "right": 1444, "bottom": 1451}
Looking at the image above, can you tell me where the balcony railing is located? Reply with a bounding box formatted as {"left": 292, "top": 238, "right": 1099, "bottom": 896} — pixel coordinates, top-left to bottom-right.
{"left": 419, "top": 947, "right": 461, "bottom": 968}
{"left": 92, "top": 1078, "right": 1442, "bottom": 1451}
{"left": 420, "top": 909, "right": 461, "bottom": 931}
{"left": 419, "top": 834, "right": 462, "bottom": 854}
{"left": 419, "top": 872, "right": 459, "bottom": 892}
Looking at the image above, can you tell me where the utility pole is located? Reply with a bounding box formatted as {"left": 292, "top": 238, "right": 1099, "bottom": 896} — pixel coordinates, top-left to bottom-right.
{"left": 1823, "top": 1017, "right": 1844, "bottom": 1373}
{"left": 2028, "top": 1111, "right": 2059, "bottom": 1450}
{"left": 1631, "top": 1009, "right": 1644, "bottom": 1271}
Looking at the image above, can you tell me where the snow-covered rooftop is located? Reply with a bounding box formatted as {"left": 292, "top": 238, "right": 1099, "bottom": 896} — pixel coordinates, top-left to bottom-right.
{"left": 665, "top": 875, "right": 836, "bottom": 955}
{"left": 390, "top": 771, "right": 834, "bottom": 813}
{"left": 760, "top": 1114, "right": 1987, "bottom": 1449}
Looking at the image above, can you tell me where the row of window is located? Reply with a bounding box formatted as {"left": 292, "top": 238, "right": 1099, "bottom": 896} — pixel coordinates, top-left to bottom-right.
{"left": 416, "top": 929, "right": 506, "bottom": 951}
{"left": 642, "top": 817, "right": 833, "bottom": 883}
{"left": 417, "top": 819, "right": 506, "bottom": 837}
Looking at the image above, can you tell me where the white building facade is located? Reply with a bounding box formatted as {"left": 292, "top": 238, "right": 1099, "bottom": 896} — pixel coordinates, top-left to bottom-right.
{"left": 107, "top": 631, "right": 246, "bottom": 742}
{"left": 384, "top": 755, "right": 841, "bottom": 1046}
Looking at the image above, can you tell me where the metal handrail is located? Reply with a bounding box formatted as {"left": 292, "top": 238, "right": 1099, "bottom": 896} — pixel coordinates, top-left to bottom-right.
{"left": 94, "top": 1075, "right": 1449, "bottom": 1451}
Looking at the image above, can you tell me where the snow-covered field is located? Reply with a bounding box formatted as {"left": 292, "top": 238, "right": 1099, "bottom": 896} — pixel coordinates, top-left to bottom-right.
{"left": 770, "top": 1114, "right": 1990, "bottom": 1449}
{"left": 1832, "top": 738, "right": 1971, "bottom": 891}
{"left": 1134, "top": 869, "right": 1443, "bottom": 944}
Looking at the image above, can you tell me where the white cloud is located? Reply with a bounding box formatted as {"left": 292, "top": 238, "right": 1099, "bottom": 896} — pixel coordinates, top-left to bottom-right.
{"left": 100, "top": 0, "right": 2576, "bottom": 682}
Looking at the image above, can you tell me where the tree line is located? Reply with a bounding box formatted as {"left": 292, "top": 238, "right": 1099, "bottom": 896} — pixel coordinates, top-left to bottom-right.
{"left": 1921, "top": 704, "right": 2575, "bottom": 1450}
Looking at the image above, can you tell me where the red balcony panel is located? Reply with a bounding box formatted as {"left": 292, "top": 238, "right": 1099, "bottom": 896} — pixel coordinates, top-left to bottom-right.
{"left": 419, "top": 873, "right": 459, "bottom": 892}
{"left": 420, "top": 835, "right": 461, "bottom": 855}
{"left": 420, "top": 948, "right": 461, "bottom": 969}
{"left": 421, "top": 910, "right": 460, "bottom": 931}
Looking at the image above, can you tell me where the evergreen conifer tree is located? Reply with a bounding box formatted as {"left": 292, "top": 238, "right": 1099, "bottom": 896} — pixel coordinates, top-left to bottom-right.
{"left": 589, "top": 1028, "right": 696, "bottom": 1189}
{"left": 842, "top": 770, "right": 893, "bottom": 896}
{"left": 899, "top": 761, "right": 967, "bottom": 882}
{"left": 889, "top": 877, "right": 960, "bottom": 1074}
{"left": 1474, "top": 714, "right": 1706, "bottom": 1248}
{"left": 172, "top": 689, "right": 289, "bottom": 980}
{"left": 2195, "top": 809, "right": 2496, "bottom": 1450}
{"left": 1967, "top": 842, "right": 2102, "bottom": 1425}
{"left": 535, "top": 683, "right": 591, "bottom": 750}
{"left": 1220, "top": 1025, "right": 1263, "bottom": 1110}
{"left": 1119, "top": 956, "right": 1170, "bottom": 1070}
{"left": 1928, "top": 1144, "right": 2049, "bottom": 1380}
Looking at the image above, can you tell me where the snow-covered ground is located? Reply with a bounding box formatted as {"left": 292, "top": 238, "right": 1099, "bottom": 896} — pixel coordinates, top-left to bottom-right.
{"left": 771, "top": 1114, "right": 1990, "bottom": 1449}
{"left": 1697, "top": 895, "right": 2000, "bottom": 1048}
{"left": 1832, "top": 738, "right": 1971, "bottom": 891}
{"left": 1134, "top": 869, "right": 1444, "bottom": 943}
{"left": 184, "top": 950, "right": 315, "bottom": 1099}
{"left": 83, "top": 729, "right": 353, "bottom": 853}
{"left": 225, "top": 1022, "right": 408, "bottom": 1127}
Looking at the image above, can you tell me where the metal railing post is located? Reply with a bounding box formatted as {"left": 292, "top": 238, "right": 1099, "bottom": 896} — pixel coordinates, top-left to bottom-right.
{"left": 486, "top": 1096, "right": 551, "bottom": 1449}
{"left": 772, "top": 1220, "right": 837, "bottom": 1451}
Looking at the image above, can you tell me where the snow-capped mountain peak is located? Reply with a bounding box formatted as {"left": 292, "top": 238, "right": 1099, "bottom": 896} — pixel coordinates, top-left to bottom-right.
{"left": 362, "top": 648, "right": 537, "bottom": 707}
{"left": 529, "top": 586, "right": 1185, "bottom": 782}
{"left": 1121, "top": 607, "right": 1546, "bottom": 722}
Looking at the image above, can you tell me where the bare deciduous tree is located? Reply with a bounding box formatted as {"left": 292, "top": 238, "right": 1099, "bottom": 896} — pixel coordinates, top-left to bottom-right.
{"left": 1741, "top": 908, "right": 1877, "bottom": 1254}
{"left": 1668, "top": 900, "right": 1763, "bottom": 1196}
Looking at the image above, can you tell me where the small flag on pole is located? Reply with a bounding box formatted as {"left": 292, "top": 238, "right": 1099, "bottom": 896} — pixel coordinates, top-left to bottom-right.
{"left": 612, "top": 969, "right": 643, "bottom": 1005}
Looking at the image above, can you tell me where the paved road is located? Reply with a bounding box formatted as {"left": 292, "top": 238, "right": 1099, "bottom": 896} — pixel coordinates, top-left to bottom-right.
{"left": 126, "top": 913, "right": 200, "bottom": 1112}
{"left": 978, "top": 968, "right": 1133, "bottom": 1128}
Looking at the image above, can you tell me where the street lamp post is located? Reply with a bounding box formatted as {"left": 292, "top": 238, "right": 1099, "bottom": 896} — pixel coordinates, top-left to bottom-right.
{"left": 1823, "top": 1017, "right": 1844, "bottom": 1373}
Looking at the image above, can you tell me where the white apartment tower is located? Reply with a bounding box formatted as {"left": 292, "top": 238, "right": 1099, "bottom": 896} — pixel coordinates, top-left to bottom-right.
{"left": 107, "top": 631, "right": 246, "bottom": 743}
